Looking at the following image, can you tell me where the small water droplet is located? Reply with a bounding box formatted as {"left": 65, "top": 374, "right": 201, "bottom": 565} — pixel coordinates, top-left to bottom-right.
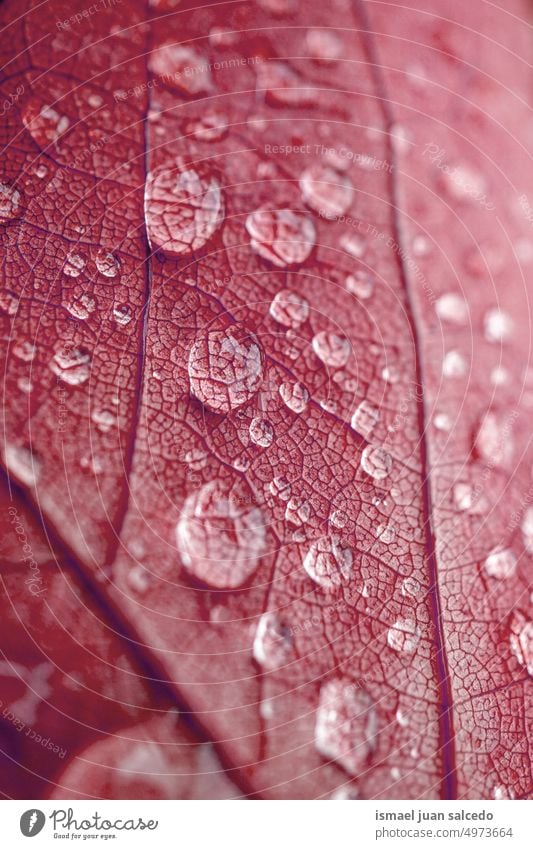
{"left": 246, "top": 205, "right": 316, "bottom": 267}
{"left": 490, "top": 365, "right": 509, "bottom": 386}
{"left": 0, "top": 289, "right": 20, "bottom": 316}
{"left": 360, "top": 445, "right": 392, "bottom": 480}
{"left": 208, "top": 26, "right": 238, "bottom": 47}
{"left": 4, "top": 444, "right": 40, "bottom": 487}
{"left": 492, "top": 785, "right": 515, "bottom": 800}
{"left": 184, "top": 109, "right": 228, "bottom": 142}
{"left": 339, "top": 233, "right": 366, "bottom": 258}
{"left": 257, "top": 61, "right": 315, "bottom": 108}
{"left": 387, "top": 618, "right": 421, "bottom": 653}
{"left": 269, "top": 289, "right": 309, "bottom": 327}
{"left": 315, "top": 679, "right": 378, "bottom": 776}
{"left": 149, "top": 45, "right": 212, "bottom": 96}
{"left": 330, "top": 508, "right": 348, "bottom": 529}
{"left": 63, "top": 252, "right": 86, "bottom": 278}
{"left": 0, "top": 182, "right": 23, "bottom": 220}
{"left": 17, "top": 376, "right": 33, "bottom": 393}
{"left": 13, "top": 340, "right": 36, "bottom": 361}
{"left": 475, "top": 412, "right": 511, "bottom": 468}
{"left": 285, "top": 495, "right": 310, "bottom": 526}
{"left": 253, "top": 612, "right": 293, "bottom": 670}
{"left": 66, "top": 293, "right": 96, "bottom": 320}
{"left": 484, "top": 547, "right": 516, "bottom": 579}
{"left": 177, "top": 480, "right": 266, "bottom": 588}
{"left": 127, "top": 565, "right": 151, "bottom": 594}
{"left": 91, "top": 409, "right": 115, "bottom": 433}
{"left": 306, "top": 28, "right": 343, "bottom": 64}
{"left": 34, "top": 164, "right": 48, "bottom": 179}
{"left": 300, "top": 164, "right": 354, "bottom": 218}
{"left": 442, "top": 163, "right": 488, "bottom": 202}
{"left": 312, "top": 330, "right": 350, "bottom": 368}
{"left": 303, "top": 535, "right": 353, "bottom": 588}
{"left": 269, "top": 475, "right": 291, "bottom": 501}
{"left": 88, "top": 93, "right": 103, "bottom": 108}
{"left": 113, "top": 303, "right": 132, "bottom": 326}
{"left": 453, "top": 482, "right": 486, "bottom": 514}
{"left": 345, "top": 269, "right": 374, "bottom": 299}
{"left": 376, "top": 523, "right": 395, "bottom": 544}
{"left": 249, "top": 417, "right": 274, "bottom": 447}
{"left": 435, "top": 293, "right": 469, "bottom": 325}
{"left": 509, "top": 611, "right": 533, "bottom": 675}
{"left": 484, "top": 308, "right": 513, "bottom": 343}
{"left": 96, "top": 249, "right": 120, "bottom": 278}
{"left": 145, "top": 163, "right": 223, "bottom": 257}
{"left": 411, "top": 234, "right": 431, "bottom": 256}
{"left": 382, "top": 364, "right": 400, "bottom": 384}
{"left": 433, "top": 412, "right": 451, "bottom": 431}
{"left": 188, "top": 326, "right": 264, "bottom": 413}
{"left": 443, "top": 350, "right": 467, "bottom": 378}
{"left": 521, "top": 507, "right": 533, "bottom": 553}
{"left": 22, "top": 100, "right": 70, "bottom": 148}
{"left": 279, "top": 380, "right": 309, "bottom": 413}
{"left": 50, "top": 347, "right": 91, "bottom": 385}
{"left": 351, "top": 400, "right": 379, "bottom": 439}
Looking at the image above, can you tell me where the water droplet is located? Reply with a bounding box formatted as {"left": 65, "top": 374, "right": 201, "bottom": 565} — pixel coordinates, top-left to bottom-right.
{"left": 208, "top": 26, "right": 238, "bottom": 47}
{"left": 376, "top": 523, "right": 395, "bottom": 544}
{"left": 490, "top": 366, "right": 509, "bottom": 387}
{"left": 91, "top": 409, "right": 115, "bottom": 433}
{"left": 279, "top": 380, "right": 309, "bottom": 413}
{"left": 250, "top": 417, "right": 274, "bottom": 448}
{"left": 3, "top": 444, "right": 40, "bottom": 487}
{"left": 34, "top": 164, "right": 48, "bottom": 179}
{"left": 0, "top": 182, "right": 23, "bottom": 220}
{"left": 475, "top": 412, "right": 511, "bottom": 468}
{"left": 509, "top": 611, "right": 533, "bottom": 675}
{"left": 453, "top": 482, "right": 486, "bottom": 514}
{"left": 435, "top": 293, "right": 469, "bottom": 325}
{"left": 306, "top": 28, "right": 342, "bottom": 64}
{"left": 339, "top": 233, "right": 365, "bottom": 258}
{"left": 330, "top": 508, "right": 348, "bottom": 529}
{"left": 253, "top": 612, "right": 293, "bottom": 670}
{"left": 113, "top": 303, "right": 132, "bottom": 326}
{"left": 176, "top": 480, "right": 266, "bottom": 588}
{"left": 257, "top": 61, "right": 315, "bottom": 108}
{"left": 17, "top": 376, "right": 33, "bottom": 393}
{"left": 389, "top": 123, "right": 412, "bottom": 154}
{"left": 188, "top": 326, "right": 264, "bottom": 413}
{"left": 521, "top": 507, "right": 533, "bottom": 553}
{"left": 269, "top": 475, "right": 291, "bottom": 501}
{"left": 50, "top": 347, "right": 91, "bottom": 385}
{"left": 285, "top": 495, "right": 310, "bottom": 526}
{"left": 315, "top": 679, "right": 378, "bottom": 777}
{"left": 303, "top": 535, "right": 353, "bottom": 588}
{"left": 88, "top": 93, "right": 103, "bottom": 108}
{"left": 311, "top": 331, "right": 350, "bottom": 368}
{"left": 382, "top": 364, "right": 400, "bottom": 384}
{"left": 96, "top": 249, "right": 120, "bottom": 278}
{"left": 433, "top": 412, "right": 451, "bottom": 431}
{"left": 80, "top": 454, "right": 103, "bottom": 475}
{"left": 443, "top": 350, "right": 467, "bottom": 378}
{"left": 22, "top": 100, "right": 70, "bottom": 148}
{"left": 0, "top": 289, "right": 19, "bottom": 316}
{"left": 360, "top": 445, "right": 392, "bottom": 480}
{"left": 300, "top": 164, "right": 354, "bottom": 218}
{"left": 387, "top": 618, "right": 421, "bottom": 653}
{"left": 63, "top": 252, "right": 86, "bottom": 278}
{"left": 184, "top": 110, "right": 228, "bottom": 142}
{"left": 269, "top": 289, "right": 309, "bottom": 327}
{"left": 442, "top": 163, "right": 488, "bottom": 202}
{"left": 148, "top": 45, "right": 212, "bottom": 96}
{"left": 246, "top": 205, "right": 316, "bottom": 267}
{"left": 483, "top": 547, "right": 516, "bottom": 579}
{"left": 13, "top": 340, "right": 36, "bottom": 361}
{"left": 402, "top": 577, "right": 422, "bottom": 598}
{"left": 411, "top": 234, "right": 431, "bottom": 256}
{"left": 145, "top": 164, "right": 223, "bottom": 257}
{"left": 345, "top": 269, "right": 374, "bottom": 299}
{"left": 484, "top": 308, "right": 513, "bottom": 343}
{"left": 351, "top": 400, "right": 379, "bottom": 439}
{"left": 396, "top": 708, "right": 409, "bottom": 727}
{"left": 257, "top": 0, "right": 296, "bottom": 14}
{"left": 127, "top": 565, "right": 151, "bottom": 594}
{"left": 492, "top": 785, "right": 515, "bottom": 800}
{"left": 66, "top": 293, "right": 96, "bottom": 320}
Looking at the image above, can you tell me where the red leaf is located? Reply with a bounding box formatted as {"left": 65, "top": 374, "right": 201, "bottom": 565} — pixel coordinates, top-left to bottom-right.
{"left": 1, "top": 0, "right": 532, "bottom": 799}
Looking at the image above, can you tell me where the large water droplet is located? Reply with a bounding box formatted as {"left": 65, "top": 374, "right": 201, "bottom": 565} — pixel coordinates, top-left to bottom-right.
{"left": 50, "top": 347, "right": 91, "bottom": 385}
{"left": 148, "top": 45, "right": 212, "bottom": 96}
{"left": 0, "top": 182, "right": 23, "bottom": 220}
{"left": 312, "top": 331, "right": 350, "bottom": 368}
{"left": 176, "top": 480, "right": 266, "bottom": 588}
{"left": 279, "top": 380, "right": 309, "bottom": 413}
{"left": 351, "top": 400, "right": 379, "bottom": 439}
{"left": 303, "top": 535, "right": 353, "bottom": 588}
{"left": 253, "top": 612, "right": 293, "bottom": 670}
{"left": 483, "top": 547, "right": 516, "bottom": 580}
{"left": 300, "top": 164, "right": 354, "bottom": 218}
{"left": 509, "top": 611, "right": 533, "bottom": 675}
{"left": 145, "top": 164, "right": 223, "bottom": 257}
{"left": 315, "top": 679, "right": 378, "bottom": 776}
{"left": 269, "top": 289, "right": 309, "bottom": 327}
{"left": 96, "top": 249, "right": 120, "bottom": 278}
{"left": 435, "top": 293, "right": 469, "bottom": 325}
{"left": 360, "top": 445, "right": 392, "bottom": 480}
{"left": 249, "top": 417, "right": 274, "bottom": 448}
{"left": 3, "top": 444, "right": 40, "bottom": 487}
{"left": 188, "top": 326, "right": 264, "bottom": 413}
{"left": 246, "top": 206, "right": 315, "bottom": 267}
{"left": 257, "top": 61, "right": 315, "bottom": 107}
{"left": 387, "top": 618, "right": 421, "bottom": 653}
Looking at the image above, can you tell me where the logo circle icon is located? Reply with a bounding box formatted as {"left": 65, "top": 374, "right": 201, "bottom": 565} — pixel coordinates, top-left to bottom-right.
{"left": 20, "top": 810, "right": 45, "bottom": 837}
